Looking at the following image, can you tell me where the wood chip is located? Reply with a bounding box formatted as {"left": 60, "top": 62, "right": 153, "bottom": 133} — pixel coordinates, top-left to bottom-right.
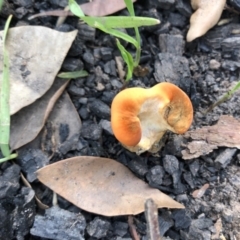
{"left": 182, "top": 115, "right": 240, "bottom": 159}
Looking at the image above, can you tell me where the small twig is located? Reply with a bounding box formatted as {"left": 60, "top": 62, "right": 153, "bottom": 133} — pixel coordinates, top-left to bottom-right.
{"left": 128, "top": 216, "right": 140, "bottom": 240}
{"left": 145, "top": 198, "right": 161, "bottom": 240}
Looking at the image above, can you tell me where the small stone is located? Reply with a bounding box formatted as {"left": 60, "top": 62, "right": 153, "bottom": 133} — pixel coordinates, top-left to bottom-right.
{"left": 159, "top": 211, "right": 174, "bottom": 236}
{"left": 89, "top": 99, "right": 110, "bottom": 119}
{"left": 159, "top": 34, "right": 185, "bottom": 55}
{"left": 112, "top": 221, "right": 128, "bottom": 237}
{"left": 169, "top": 13, "right": 187, "bottom": 28}
{"left": 111, "top": 79, "right": 123, "bottom": 89}
{"left": 215, "top": 148, "right": 237, "bottom": 168}
{"left": 0, "top": 164, "right": 20, "bottom": 199}
{"left": 188, "top": 160, "right": 200, "bottom": 177}
{"left": 83, "top": 51, "right": 95, "bottom": 65}
{"left": 100, "top": 47, "right": 113, "bottom": 61}
{"left": 99, "top": 119, "right": 113, "bottom": 135}
{"left": 62, "top": 57, "right": 84, "bottom": 71}
{"left": 77, "top": 23, "right": 96, "bottom": 41}
{"left": 172, "top": 209, "right": 191, "bottom": 229}
{"left": 49, "top": 0, "right": 67, "bottom": 7}
{"left": 209, "top": 59, "right": 221, "bottom": 70}
{"left": 68, "top": 84, "right": 85, "bottom": 97}
{"left": 183, "top": 172, "right": 195, "bottom": 189}
{"left": 191, "top": 218, "right": 213, "bottom": 230}
{"left": 146, "top": 165, "right": 165, "bottom": 186}
{"left": 127, "top": 159, "right": 148, "bottom": 177}
{"left": 175, "top": 0, "right": 192, "bottom": 17}
{"left": 87, "top": 217, "right": 110, "bottom": 239}
{"left": 81, "top": 122, "right": 102, "bottom": 140}
{"left": 156, "top": 0, "right": 175, "bottom": 9}
{"left": 78, "top": 106, "right": 89, "bottom": 120}
{"left": 222, "top": 209, "right": 233, "bottom": 223}
{"left": 221, "top": 60, "right": 240, "bottom": 71}
{"left": 31, "top": 206, "right": 86, "bottom": 240}
{"left": 104, "top": 60, "right": 117, "bottom": 76}
{"left": 16, "top": 149, "right": 49, "bottom": 182}
{"left": 13, "top": 0, "right": 33, "bottom": 7}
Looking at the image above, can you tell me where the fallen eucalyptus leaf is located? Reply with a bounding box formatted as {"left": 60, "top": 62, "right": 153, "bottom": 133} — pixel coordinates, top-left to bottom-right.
{"left": 0, "top": 26, "right": 77, "bottom": 115}
{"left": 37, "top": 156, "right": 184, "bottom": 216}
{"left": 182, "top": 115, "right": 240, "bottom": 159}
{"left": 29, "top": 0, "right": 137, "bottom": 19}
{"left": 187, "top": 0, "right": 226, "bottom": 42}
{"left": 18, "top": 91, "right": 82, "bottom": 158}
{"left": 10, "top": 79, "right": 69, "bottom": 151}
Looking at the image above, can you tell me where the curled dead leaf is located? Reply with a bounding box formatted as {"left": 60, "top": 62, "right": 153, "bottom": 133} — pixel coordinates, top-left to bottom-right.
{"left": 10, "top": 79, "right": 69, "bottom": 151}
{"left": 37, "top": 156, "right": 184, "bottom": 216}
{"left": 187, "top": 0, "right": 226, "bottom": 42}
{"left": 0, "top": 26, "right": 77, "bottom": 114}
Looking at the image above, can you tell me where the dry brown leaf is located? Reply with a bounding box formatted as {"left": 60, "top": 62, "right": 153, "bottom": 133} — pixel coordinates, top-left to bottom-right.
{"left": 182, "top": 115, "right": 240, "bottom": 160}
{"left": 10, "top": 79, "right": 69, "bottom": 151}
{"left": 29, "top": 0, "right": 137, "bottom": 19}
{"left": 20, "top": 91, "right": 82, "bottom": 158}
{"left": 0, "top": 26, "right": 77, "bottom": 115}
{"left": 187, "top": 0, "right": 226, "bottom": 42}
{"left": 81, "top": 0, "right": 137, "bottom": 17}
{"left": 20, "top": 172, "right": 49, "bottom": 210}
{"left": 37, "top": 156, "right": 184, "bottom": 216}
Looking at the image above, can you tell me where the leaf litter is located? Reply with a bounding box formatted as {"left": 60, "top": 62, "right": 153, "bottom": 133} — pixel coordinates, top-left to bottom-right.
{"left": 182, "top": 115, "right": 240, "bottom": 159}
{"left": 37, "top": 156, "right": 184, "bottom": 217}
{"left": 0, "top": 25, "right": 77, "bottom": 115}
{"left": 10, "top": 79, "right": 70, "bottom": 151}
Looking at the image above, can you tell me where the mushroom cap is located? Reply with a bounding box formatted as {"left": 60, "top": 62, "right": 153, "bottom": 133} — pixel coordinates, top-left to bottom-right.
{"left": 111, "top": 82, "right": 193, "bottom": 153}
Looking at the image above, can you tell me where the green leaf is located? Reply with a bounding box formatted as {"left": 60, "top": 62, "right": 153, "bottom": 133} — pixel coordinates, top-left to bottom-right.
{"left": 68, "top": 0, "right": 85, "bottom": 17}
{"left": 116, "top": 39, "right": 134, "bottom": 81}
{"left": 83, "top": 16, "right": 160, "bottom": 29}
{"left": 94, "top": 21, "right": 138, "bottom": 48}
{"left": 0, "top": 15, "right": 12, "bottom": 157}
{"left": 124, "top": 0, "right": 135, "bottom": 17}
{"left": 57, "top": 70, "right": 88, "bottom": 79}
{"left": 0, "top": 0, "right": 3, "bottom": 11}
{"left": 0, "top": 153, "right": 18, "bottom": 164}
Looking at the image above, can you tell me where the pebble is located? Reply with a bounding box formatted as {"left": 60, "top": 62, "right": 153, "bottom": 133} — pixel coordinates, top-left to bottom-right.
{"left": 31, "top": 206, "right": 86, "bottom": 240}
{"left": 215, "top": 149, "right": 237, "bottom": 169}
{"left": 99, "top": 119, "right": 113, "bottom": 135}
{"left": 89, "top": 99, "right": 110, "bottom": 119}
{"left": 80, "top": 122, "right": 102, "bottom": 140}
{"left": 87, "top": 217, "right": 110, "bottom": 239}
{"left": 16, "top": 149, "right": 49, "bottom": 182}
{"left": 146, "top": 165, "right": 165, "bottom": 186}
{"left": 127, "top": 159, "right": 148, "bottom": 177}
{"left": 209, "top": 59, "right": 221, "bottom": 70}
{"left": 172, "top": 209, "right": 191, "bottom": 229}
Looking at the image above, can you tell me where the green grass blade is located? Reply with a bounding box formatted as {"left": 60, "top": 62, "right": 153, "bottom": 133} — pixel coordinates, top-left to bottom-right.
{"left": 116, "top": 39, "right": 134, "bottom": 81}
{"left": 124, "top": 0, "right": 135, "bottom": 16}
{"left": 0, "top": 153, "right": 18, "bottom": 163}
{"left": 205, "top": 81, "right": 240, "bottom": 113}
{"left": 94, "top": 21, "right": 138, "bottom": 48}
{"left": 69, "top": 0, "right": 85, "bottom": 17}
{"left": 83, "top": 16, "right": 160, "bottom": 29}
{"left": 0, "top": 0, "right": 3, "bottom": 11}
{"left": 0, "top": 15, "right": 12, "bottom": 157}
{"left": 58, "top": 70, "right": 88, "bottom": 79}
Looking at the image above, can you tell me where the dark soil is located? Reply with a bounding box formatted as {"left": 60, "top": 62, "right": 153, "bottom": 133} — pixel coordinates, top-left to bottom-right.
{"left": 0, "top": 0, "right": 240, "bottom": 239}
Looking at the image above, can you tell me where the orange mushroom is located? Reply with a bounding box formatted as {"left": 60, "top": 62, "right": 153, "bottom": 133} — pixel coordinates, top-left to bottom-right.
{"left": 111, "top": 82, "right": 193, "bottom": 154}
